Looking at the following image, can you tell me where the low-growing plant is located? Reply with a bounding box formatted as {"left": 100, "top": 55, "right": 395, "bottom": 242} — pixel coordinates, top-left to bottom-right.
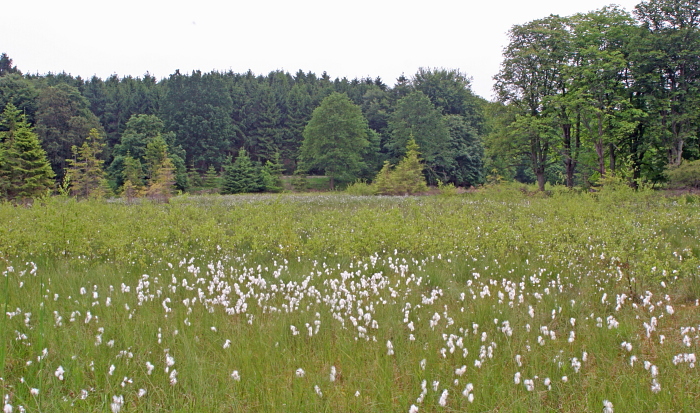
{"left": 665, "top": 160, "right": 700, "bottom": 189}
{"left": 0, "top": 191, "right": 698, "bottom": 412}
{"left": 344, "top": 180, "right": 376, "bottom": 196}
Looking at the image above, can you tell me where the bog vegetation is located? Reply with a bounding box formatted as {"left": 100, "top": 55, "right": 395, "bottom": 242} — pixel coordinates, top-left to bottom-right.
{"left": 1, "top": 187, "right": 699, "bottom": 412}
{"left": 2, "top": 0, "right": 700, "bottom": 411}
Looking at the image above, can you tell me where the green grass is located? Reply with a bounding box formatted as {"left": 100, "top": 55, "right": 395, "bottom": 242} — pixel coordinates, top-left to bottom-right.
{"left": 0, "top": 187, "right": 699, "bottom": 412}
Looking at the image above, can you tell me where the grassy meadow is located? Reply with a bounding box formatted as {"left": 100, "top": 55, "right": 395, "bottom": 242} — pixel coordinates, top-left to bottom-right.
{"left": 1, "top": 186, "right": 699, "bottom": 412}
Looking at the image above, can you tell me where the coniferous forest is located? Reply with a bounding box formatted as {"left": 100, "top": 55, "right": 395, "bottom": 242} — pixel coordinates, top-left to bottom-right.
{"left": 1, "top": 0, "right": 700, "bottom": 200}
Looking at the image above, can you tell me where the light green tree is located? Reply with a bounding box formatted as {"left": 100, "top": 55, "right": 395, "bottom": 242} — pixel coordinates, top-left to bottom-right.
{"left": 374, "top": 139, "right": 428, "bottom": 195}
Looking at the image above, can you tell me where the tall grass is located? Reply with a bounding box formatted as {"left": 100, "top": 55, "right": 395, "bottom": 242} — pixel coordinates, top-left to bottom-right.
{"left": 0, "top": 187, "right": 698, "bottom": 412}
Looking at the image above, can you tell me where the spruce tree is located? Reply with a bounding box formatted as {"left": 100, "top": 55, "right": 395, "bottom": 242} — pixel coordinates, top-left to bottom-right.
{"left": 222, "top": 148, "right": 259, "bottom": 194}
{"left": 0, "top": 103, "right": 55, "bottom": 201}
{"left": 392, "top": 139, "right": 428, "bottom": 194}
{"left": 203, "top": 165, "right": 220, "bottom": 192}
{"left": 373, "top": 161, "right": 395, "bottom": 195}
{"left": 261, "top": 152, "right": 284, "bottom": 192}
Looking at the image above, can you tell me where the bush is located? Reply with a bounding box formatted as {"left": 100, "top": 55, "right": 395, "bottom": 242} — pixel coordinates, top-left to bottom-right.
{"left": 437, "top": 181, "right": 459, "bottom": 197}
{"left": 665, "top": 160, "right": 700, "bottom": 189}
{"left": 345, "top": 180, "right": 376, "bottom": 196}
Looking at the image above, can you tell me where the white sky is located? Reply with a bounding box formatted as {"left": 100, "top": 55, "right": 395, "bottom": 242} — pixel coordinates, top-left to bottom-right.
{"left": 2, "top": 0, "right": 642, "bottom": 101}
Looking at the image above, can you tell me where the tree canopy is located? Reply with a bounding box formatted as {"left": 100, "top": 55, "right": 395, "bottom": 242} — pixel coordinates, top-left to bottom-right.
{"left": 299, "top": 92, "right": 370, "bottom": 189}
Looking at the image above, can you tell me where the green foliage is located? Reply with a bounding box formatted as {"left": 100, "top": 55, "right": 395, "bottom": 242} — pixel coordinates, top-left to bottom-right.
{"left": 290, "top": 170, "right": 308, "bottom": 192}
{"left": 437, "top": 180, "right": 459, "bottom": 196}
{"left": 387, "top": 91, "right": 449, "bottom": 176}
{"left": 121, "top": 155, "right": 145, "bottom": 192}
{"left": 221, "top": 148, "right": 260, "bottom": 194}
{"left": 0, "top": 73, "right": 38, "bottom": 123}
{"left": 65, "top": 128, "right": 109, "bottom": 199}
{"left": 260, "top": 152, "right": 284, "bottom": 192}
{"left": 344, "top": 180, "right": 377, "bottom": 196}
{"left": 665, "top": 160, "right": 700, "bottom": 189}
{"left": 202, "top": 165, "right": 220, "bottom": 192}
{"left": 0, "top": 53, "right": 20, "bottom": 77}
{"left": 374, "top": 139, "right": 428, "bottom": 195}
{"left": 145, "top": 156, "right": 177, "bottom": 202}
{"left": 0, "top": 103, "right": 55, "bottom": 201}
{"left": 299, "top": 92, "right": 371, "bottom": 189}
{"left": 161, "top": 70, "right": 237, "bottom": 170}
{"left": 34, "top": 83, "right": 103, "bottom": 178}
{"left": 0, "top": 190, "right": 698, "bottom": 411}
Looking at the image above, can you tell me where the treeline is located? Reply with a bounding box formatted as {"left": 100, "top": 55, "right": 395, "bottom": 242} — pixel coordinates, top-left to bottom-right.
{"left": 0, "top": 56, "right": 486, "bottom": 199}
{"left": 1, "top": 0, "right": 700, "bottom": 200}
{"left": 487, "top": 0, "right": 700, "bottom": 190}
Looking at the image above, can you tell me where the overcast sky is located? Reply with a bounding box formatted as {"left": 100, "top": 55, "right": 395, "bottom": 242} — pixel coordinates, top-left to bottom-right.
{"left": 3, "top": 0, "right": 643, "bottom": 100}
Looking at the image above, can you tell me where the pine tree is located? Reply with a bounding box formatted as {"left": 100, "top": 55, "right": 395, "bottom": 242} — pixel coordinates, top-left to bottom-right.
{"left": 392, "top": 139, "right": 428, "bottom": 194}
{"left": 65, "top": 128, "right": 108, "bottom": 199}
{"left": 261, "top": 152, "right": 284, "bottom": 192}
{"left": 0, "top": 103, "right": 55, "bottom": 201}
{"left": 222, "top": 148, "right": 259, "bottom": 194}
{"left": 203, "top": 165, "right": 220, "bottom": 192}
{"left": 373, "top": 161, "right": 394, "bottom": 195}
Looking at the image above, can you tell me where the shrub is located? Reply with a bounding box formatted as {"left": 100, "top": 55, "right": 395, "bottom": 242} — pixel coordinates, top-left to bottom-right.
{"left": 345, "top": 180, "right": 376, "bottom": 196}
{"left": 665, "top": 160, "right": 700, "bottom": 189}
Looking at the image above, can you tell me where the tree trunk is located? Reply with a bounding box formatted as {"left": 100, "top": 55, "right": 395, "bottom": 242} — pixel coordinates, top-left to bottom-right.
{"left": 537, "top": 172, "right": 546, "bottom": 192}
{"left": 609, "top": 143, "right": 616, "bottom": 173}
{"left": 562, "top": 123, "right": 575, "bottom": 188}
{"left": 595, "top": 140, "right": 606, "bottom": 176}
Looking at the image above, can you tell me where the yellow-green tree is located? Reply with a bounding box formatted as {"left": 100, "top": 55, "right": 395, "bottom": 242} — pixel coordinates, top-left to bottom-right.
{"left": 65, "top": 128, "right": 109, "bottom": 199}
{"left": 374, "top": 139, "right": 428, "bottom": 195}
{"left": 144, "top": 140, "right": 177, "bottom": 202}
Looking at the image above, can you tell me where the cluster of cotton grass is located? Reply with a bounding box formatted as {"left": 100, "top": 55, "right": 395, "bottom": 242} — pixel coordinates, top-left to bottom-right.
{"left": 1, "top": 245, "right": 698, "bottom": 411}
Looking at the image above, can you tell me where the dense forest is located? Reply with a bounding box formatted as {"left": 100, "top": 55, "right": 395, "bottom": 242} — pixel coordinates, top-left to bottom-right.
{"left": 1, "top": 0, "right": 699, "bottom": 199}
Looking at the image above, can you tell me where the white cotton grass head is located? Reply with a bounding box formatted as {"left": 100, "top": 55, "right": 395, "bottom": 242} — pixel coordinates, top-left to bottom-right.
{"left": 438, "top": 389, "right": 448, "bottom": 406}
{"left": 295, "top": 368, "right": 305, "bottom": 377}
{"left": 651, "top": 379, "right": 661, "bottom": 393}
{"left": 603, "top": 399, "right": 614, "bottom": 413}
{"left": 231, "top": 370, "right": 241, "bottom": 381}
{"left": 110, "top": 395, "right": 124, "bottom": 413}
{"left": 409, "top": 404, "right": 419, "bottom": 413}
{"left": 55, "top": 366, "right": 65, "bottom": 380}
{"left": 330, "top": 365, "right": 336, "bottom": 382}
{"left": 314, "top": 385, "right": 323, "bottom": 398}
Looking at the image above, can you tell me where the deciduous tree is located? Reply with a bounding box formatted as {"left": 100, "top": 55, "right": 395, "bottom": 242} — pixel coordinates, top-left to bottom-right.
{"left": 299, "top": 92, "right": 370, "bottom": 189}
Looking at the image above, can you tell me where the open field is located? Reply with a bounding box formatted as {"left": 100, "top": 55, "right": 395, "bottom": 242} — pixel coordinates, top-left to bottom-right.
{"left": 1, "top": 187, "right": 699, "bottom": 412}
